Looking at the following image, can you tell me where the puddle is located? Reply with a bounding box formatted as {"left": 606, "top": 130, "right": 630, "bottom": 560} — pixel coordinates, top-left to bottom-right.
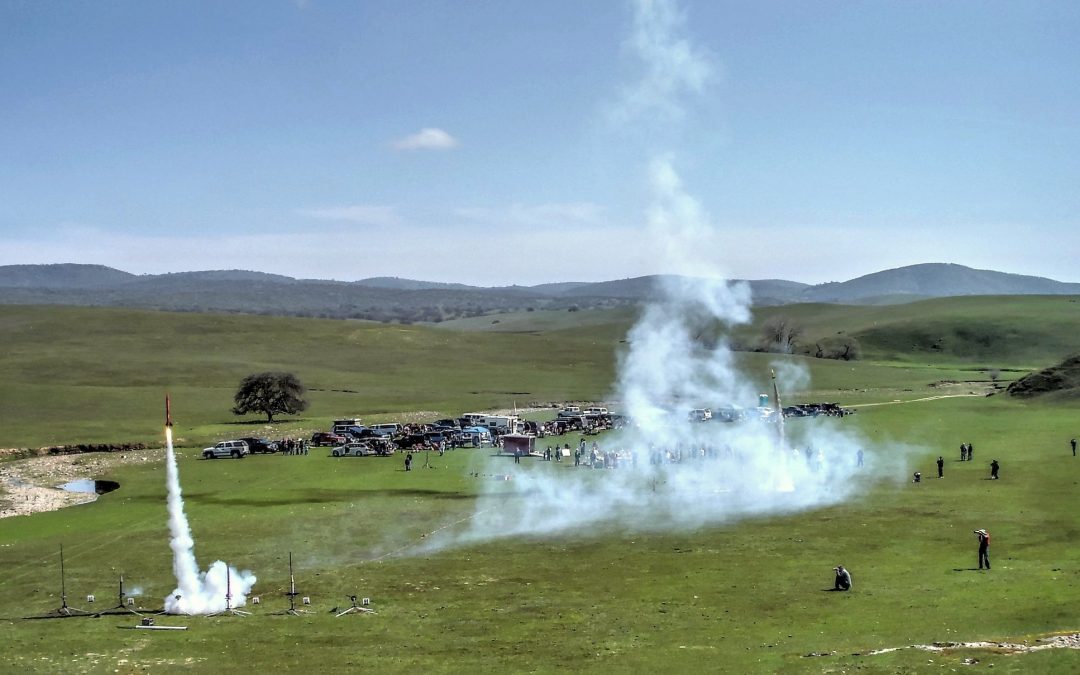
{"left": 59, "top": 479, "right": 120, "bottom": 495}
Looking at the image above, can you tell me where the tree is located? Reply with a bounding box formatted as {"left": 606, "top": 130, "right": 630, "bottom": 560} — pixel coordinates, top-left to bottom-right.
{"left": 232, "top": 371, "right": 308, "bottom": 422}
{"left": 761, "top": 315, "right": 803, "bottom": 353}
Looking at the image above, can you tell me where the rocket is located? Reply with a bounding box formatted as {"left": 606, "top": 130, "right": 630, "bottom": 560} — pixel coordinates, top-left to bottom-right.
{"left": 165, "top": 395, "right": 174, "bottom": 427}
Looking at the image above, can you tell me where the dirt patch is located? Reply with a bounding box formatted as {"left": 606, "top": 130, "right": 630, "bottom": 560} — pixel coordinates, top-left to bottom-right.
{"left": 0, "top": 448, "right": 162, "bottom": 519}
{"left": 850, "top": 631, "right": 1080, "bottom": 657}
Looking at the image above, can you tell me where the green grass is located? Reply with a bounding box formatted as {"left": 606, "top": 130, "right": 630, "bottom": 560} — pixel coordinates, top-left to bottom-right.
{"left": 0, "top": 302, "right": 1079, "bottom": 672}
{"left": 0, "top": 306, "right": 622, "bottom": 448}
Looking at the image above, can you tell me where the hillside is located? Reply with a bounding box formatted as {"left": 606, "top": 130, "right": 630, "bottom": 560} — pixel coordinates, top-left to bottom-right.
{"left": 0, "top": 262, "right": 1078, "bottom": 322}
{"left": 743, "top": 295, "right": 1080, "bottom": 368}
{"left": 3, "top": 296, "right": 1077, "bottom": 448}
{"left": 802, "top": 262, "right": 1080, "bottom": 303}
{"left": 1006, "top": 354, "right": 1080, "bottom": 399}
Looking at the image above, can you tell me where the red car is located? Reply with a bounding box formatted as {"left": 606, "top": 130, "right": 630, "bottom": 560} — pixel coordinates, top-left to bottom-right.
{"left": 310, "top": 432, "right": 347, "bottom": 447}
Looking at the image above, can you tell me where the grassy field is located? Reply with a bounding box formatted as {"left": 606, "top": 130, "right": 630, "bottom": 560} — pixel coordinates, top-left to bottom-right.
{"left": 0, "top": 302, "right": 1078, "bottom": 673}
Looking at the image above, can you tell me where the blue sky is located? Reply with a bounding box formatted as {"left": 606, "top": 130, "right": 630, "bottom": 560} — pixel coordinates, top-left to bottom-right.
{"left": 2, "top": 0, "right": 1078, "bottom": 285}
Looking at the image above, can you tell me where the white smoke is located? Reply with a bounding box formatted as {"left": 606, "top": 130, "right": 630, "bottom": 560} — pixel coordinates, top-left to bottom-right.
{"left": 422, "top": 159, "right": 901, "bottom": 550}
{"left": 414, "top": 0, "right": 908, "bottom": 553}
{"left": 163, "top": 427, "right": 256, "bottom": 614}
{"left": 612, "top": 0, "right": 713, "bottom": 123}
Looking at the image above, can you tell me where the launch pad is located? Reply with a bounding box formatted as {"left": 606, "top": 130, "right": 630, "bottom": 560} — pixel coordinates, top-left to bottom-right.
{"left": 273, "top": 551, "right": 312, "bottom": 616}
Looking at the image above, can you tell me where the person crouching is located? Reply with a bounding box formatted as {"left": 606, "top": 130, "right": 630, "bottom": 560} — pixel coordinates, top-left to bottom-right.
{"left": 834, "top": 565, "right": 852, "bottom": 591}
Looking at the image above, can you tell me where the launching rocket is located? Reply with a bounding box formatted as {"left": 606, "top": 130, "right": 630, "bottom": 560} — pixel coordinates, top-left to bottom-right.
{"left": 165, "top": 395, "right": 174, "bottom": 428}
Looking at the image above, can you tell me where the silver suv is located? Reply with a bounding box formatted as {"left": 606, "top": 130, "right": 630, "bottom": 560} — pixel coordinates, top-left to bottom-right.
{"left": 202, "top": 440, "right": 249, "bottom": 459}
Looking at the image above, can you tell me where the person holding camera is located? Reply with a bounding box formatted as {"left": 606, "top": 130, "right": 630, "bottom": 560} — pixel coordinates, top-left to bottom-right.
{"left": 833, "top": 565, "right": 852, "bottom": 591}
{"left": 975, "top": 529, "right": 991, "bottom": 570}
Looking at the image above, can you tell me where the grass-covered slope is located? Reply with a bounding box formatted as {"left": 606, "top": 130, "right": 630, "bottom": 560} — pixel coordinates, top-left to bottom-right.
{"left": 0, "top": 301, "right": 1079, "bottom": 672}
{"left": 0, "top": 306, "right": 617, "bottom": 448}
{"left": 745, "top": 295, "right": 1080, "bottom": 368}
{"left": 3, "top": 296, "right": 1079, "bottom": 449}
{"left": 0, "top": 395, "right": 1078, "bottom": 672}
{"left": 1007, "top": 354, "right": 1080, "bottom": 400}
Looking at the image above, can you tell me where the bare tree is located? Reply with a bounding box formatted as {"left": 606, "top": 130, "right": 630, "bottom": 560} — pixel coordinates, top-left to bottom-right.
{"left": 761, "top": 315, "right": 803, "bottom": 353}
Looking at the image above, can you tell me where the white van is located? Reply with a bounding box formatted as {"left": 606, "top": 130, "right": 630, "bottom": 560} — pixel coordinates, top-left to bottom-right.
{"left": 370, "top": 423, "right": 402, "bottom": 437}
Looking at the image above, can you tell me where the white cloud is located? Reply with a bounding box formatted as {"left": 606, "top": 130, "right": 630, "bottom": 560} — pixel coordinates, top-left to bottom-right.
{"left": 454, "top": 202, "right": 605, "bottom": 230}
{"left": 296, "top": 205, "right": 400, "bottom": 227}
{"left": 391, "top": 128, "right": 460, "bottom": 151}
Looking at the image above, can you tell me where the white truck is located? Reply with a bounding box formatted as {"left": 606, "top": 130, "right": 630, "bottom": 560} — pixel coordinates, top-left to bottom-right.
{"left": 463, "top": 413, "right": 522, "bottom": 434}
{"left": 202, "top": 440, "right": 249, "bottom": 459}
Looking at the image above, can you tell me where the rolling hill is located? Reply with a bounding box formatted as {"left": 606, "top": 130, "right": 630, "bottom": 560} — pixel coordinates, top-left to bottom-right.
{"left": 0, "top": 262, "right": 1077, "bottom": 322}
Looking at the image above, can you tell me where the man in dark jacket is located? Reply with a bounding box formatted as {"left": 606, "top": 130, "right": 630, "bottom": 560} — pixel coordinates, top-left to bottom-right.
{"left": 975, "top": 529, "right": 991, "bottom": 569}
{"left": 990, "top": 459, "right": 999, "bottom": 480}
{"left": 833, "top": 565, "right": 852, "bottom": 591}
{"left": 937, "top": 456, "right": 944, "bottom": 478}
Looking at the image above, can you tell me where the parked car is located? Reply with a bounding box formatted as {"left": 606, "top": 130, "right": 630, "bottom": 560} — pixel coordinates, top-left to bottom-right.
{"left": 423, "top": 431, "right": 449, "bottom": 446}
{"left": 238, "top": 437, "right": 279, "bottom": 454}
{"left": 310, "top": 432, "right": 347, "bottom": 447}
{"left": 343, "top": 427, "right": 380, "bottom": 441}
{"left": 370, "top": 423, "right": 402, "bottom": 437}
{"left": 331, "top": 442, "right": 376, "bottom": 457}
{"left": 688, "top": 408, "right": 712, "bottom": 422}
{"left": 202, "top": 440, "right": 249, "bottom": 459}
{"left": 460, "top": 426, "right": 492, "bottom": 446}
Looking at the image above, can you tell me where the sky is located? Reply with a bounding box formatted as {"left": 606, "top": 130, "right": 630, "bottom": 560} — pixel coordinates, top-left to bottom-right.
{"left": 2, "top": 0, "right": 1079, "bottom": 286}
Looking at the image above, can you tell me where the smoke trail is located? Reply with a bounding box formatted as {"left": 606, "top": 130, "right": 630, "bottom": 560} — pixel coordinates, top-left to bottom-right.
{"left": 163, "top": 427, "right": 256, "bottom": 614}
{"left": 421, "top": 160, "right": 904, "bottom": 551}
{"left": 612, "top": 0, "right": 713, "bottom": 123}
{"left": 415, "top": 0, "right": 911, "bottom": 553}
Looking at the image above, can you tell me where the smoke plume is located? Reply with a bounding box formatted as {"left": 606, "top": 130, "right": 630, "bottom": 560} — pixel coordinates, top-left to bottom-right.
{"left": 417, "top": 0, "right": 907, "bottom": 554}
{"left": 163, "top": 427, "right": 256, "bottom": 614}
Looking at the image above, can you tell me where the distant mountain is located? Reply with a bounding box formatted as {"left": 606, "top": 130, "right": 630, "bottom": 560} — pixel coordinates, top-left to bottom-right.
{"left": 354, "top": 277, "right": 477, "bottom": 291}
{"left": 554, "top": 276, "right": 811, "bottom": 306}
{"left": 745, "top": 279, "right": 812, "bottom": 305}
{"left": 525, "top": 281, "right": 593, "bottom": 295}
{"left": 558, "top": 275, "right": 679, "bottom": 299}
{"left": 0, "top": 263, "right": 136, "bottom": 288}
{"left": 140, "top": 270, "right": 298, "bottom": 284}
{"left": 801, "top": 263, "right": 1080, "bottom": 303}
{"left": 0, "top": 262, "right": 1076, "bottom": 322}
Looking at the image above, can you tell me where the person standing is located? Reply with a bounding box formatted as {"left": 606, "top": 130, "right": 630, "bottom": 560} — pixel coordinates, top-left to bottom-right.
{"left": 975, "top": 529, "right": 991, "bottom": 569}
{"left": 1072, "top": 438, "right": 1077, "bottom": 457}
{"left": 514, "top": 447, "right": 521, "bottom": 464}
{"left": 856, "top": 449, "right": 864, "bottom": 467}
{"left": 404, "top": 452, "right": 412, "bottom": 471}
{"left": 968, "top": 443, "right": 974, "bottom": 462}
{"left": 937, "top": 456, "right": 944, "bottom": 478}
{"left": 990, "top": 459, "right": 999, "bottom": 480}
{"left": 960, "top": 443, "right": 967, "bottom": 461}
